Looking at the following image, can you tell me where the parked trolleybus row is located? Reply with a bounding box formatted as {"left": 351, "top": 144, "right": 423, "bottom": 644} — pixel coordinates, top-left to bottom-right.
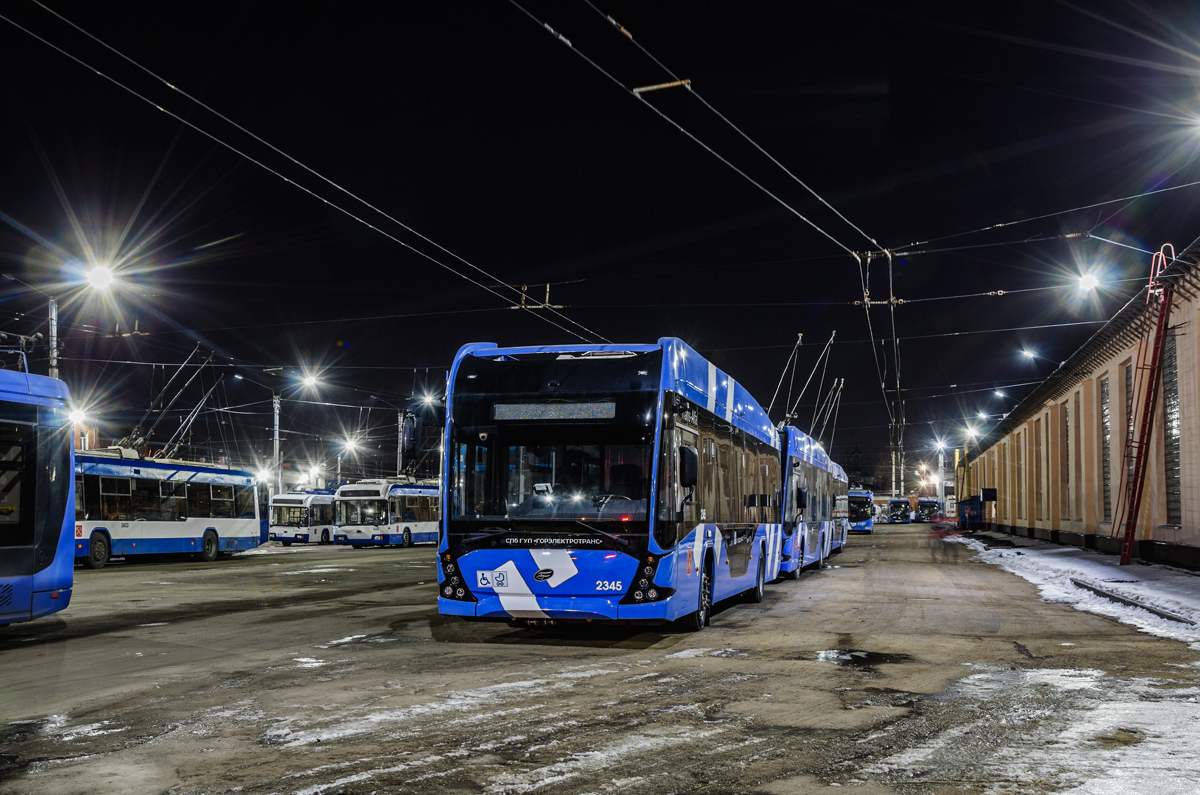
{"left": 3, "top": 338, "right": 893, "bottom": 629}
{"left": 436, "top": 338, "right": 854, "bottom": 632}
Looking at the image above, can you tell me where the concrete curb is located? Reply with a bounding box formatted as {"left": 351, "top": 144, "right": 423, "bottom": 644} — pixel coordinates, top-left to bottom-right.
{"left": 1069, "top": 578, "right": 1196, "bottom": 625}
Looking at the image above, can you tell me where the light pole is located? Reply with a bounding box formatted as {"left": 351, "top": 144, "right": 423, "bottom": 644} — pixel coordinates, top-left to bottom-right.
{"left": 234, "top": 372, "right": 320, "bottom": 496}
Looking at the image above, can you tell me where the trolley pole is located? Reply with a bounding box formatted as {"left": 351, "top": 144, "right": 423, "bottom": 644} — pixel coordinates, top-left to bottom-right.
{"left": 48, "top": 297, "right": 58, "bottom": 380}
{"left": 397, "top": 410, "right": 403, "bottom": 477}
{"left": 272, "top": 394, "right": 281, "bottom": 496}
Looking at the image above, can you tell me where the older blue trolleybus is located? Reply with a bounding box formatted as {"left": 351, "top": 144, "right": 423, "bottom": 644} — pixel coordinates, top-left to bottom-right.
{"left": 438, "top": 338, "right": 791, "bottom": 631}
{"left": 0, "top": 363, "right": 75, "bottom": 626}
{"left": 848, "top": 487, "right": 875, "bottom": 533}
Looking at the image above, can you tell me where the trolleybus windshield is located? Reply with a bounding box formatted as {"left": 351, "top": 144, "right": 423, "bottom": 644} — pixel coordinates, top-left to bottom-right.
{"left": 847, "top": 495, "right": 872, "bottom": 522}
{"left": 447, "top": 350, "right": 660, "bottom": 540}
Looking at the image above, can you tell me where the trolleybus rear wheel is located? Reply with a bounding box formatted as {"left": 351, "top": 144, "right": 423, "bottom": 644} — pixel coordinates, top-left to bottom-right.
{"left": 85, "top": 533, "right": 109, "bottom": 570}
{"left": 199, "top": 530, "right": 219, "bottom": 562}
{"left": 748, "top": 549, "right": 766, "bottom": 603}
{"left": 681, "top": 563, "right": 712, "bottom": 632}
{"left": 320, "top": 529, "right": 330, "bottom": 545}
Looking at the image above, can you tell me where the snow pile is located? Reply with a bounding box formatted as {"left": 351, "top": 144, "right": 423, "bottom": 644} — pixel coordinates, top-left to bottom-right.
{"left": 962, "top": 536, "right": 1200, "bottom": 647}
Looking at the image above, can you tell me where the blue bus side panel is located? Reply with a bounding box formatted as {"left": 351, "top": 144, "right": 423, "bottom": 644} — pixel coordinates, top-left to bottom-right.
{"left": 0, "top": 576, "right": 33, "bottom": 623}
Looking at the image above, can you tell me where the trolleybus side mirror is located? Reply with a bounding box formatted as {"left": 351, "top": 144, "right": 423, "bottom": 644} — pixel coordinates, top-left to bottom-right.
{"left": 796, "top": 487, "right": 808, "bottom": 511}
{"left": 679, "top": 445, "right": 698, "bottom": 488}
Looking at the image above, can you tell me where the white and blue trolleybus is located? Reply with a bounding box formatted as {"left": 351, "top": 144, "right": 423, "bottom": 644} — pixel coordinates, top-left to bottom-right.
{"left": 269, "top": 490, "right": 336, "bottom": 545}
{"left": 334, "top": 480, "right": 440, "bottom": 548}
{"left": 437, "top": 338, "right": 850, "bottom": 631}
{"left": 0, "top": 363, "right": 75, "bottom": 626}
{"left": 74, "top": 448, "right": 260, "bottom": 568}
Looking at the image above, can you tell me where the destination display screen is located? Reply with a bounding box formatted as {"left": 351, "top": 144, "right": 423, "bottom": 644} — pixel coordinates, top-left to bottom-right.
{"left": 493, "top": 402, "right": 616, "bottom": 421}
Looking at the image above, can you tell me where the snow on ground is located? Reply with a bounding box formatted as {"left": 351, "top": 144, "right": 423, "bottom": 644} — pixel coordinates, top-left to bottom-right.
{"left": 864, "top": 668, "right": 1200, "bottom": 794}
{"left": 959, "top": 534, "right": 1200, "bottom": 647}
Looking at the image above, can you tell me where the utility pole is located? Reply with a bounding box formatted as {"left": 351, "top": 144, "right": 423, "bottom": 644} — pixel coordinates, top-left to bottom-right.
{"left": 396, "top": 409, "right": 403, "bottom": 477}
{"left": 272, "top": 394, "right": 281, "bottom": 496}
{"left": 48, "top": 297, "right": 58, "bottom": 380}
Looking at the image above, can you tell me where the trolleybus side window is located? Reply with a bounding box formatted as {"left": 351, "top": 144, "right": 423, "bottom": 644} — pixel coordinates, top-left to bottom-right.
{"left": 100, "top": 477, "right": 132, "bottom": 521}
{"left": 160, "top": 481, "right": 187, "bottom": 520}
{"left": 75, "top": 473, "right": 85, "bottom": 522}
{"left": 133, "top": 479, "right": 162, "bottom": 520}
{"left": 0, "top": 423, "right": 31, "bottom": 545}
{"left": 236, "top": 485, "right": 256, "bottom": 519}
{"left": 211, "top": 484, "right": 235, "bottom": 518}
{"left": 188, "top": 481, "right": 211, "bottom": 518}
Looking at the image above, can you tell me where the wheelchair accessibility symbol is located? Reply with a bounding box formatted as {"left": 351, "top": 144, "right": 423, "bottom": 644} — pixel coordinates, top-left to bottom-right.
{"left": 476, "top": 569, "right": 509, "bottom": 589}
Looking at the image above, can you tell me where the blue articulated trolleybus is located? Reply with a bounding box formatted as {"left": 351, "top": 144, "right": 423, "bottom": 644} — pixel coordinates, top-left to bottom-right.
{"left": 437, "top": 338, "right": 849, "bottom": 631}
{"left": 847, "top": 487, "right": 874, "bottom": 533}
{"left": 0, "top": 365, "right": 75, "bottom": 627}
{"left": 776, "top": 426, "right": 849, "bottom": 577}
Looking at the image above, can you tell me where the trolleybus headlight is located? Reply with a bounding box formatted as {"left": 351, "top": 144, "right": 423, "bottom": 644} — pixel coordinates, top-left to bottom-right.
{"left": 446, "top": 563, "right": 456, "bottom": 574}
{"left": 647, "top": 589, "right": 658, "bottom": 600}
{"left": 455, "top": 588, "right": 465, "bottom": 598}
{"left": 643, "top": 566, "right": 653, "bottom": 576}
{"left": 639, "top": 578, "right": 649, "bottom": 589}
{"left": 451, "top": 576, "right": 460, "bottom": 586}
{"left": 633, "top": 590, "right": 644, "bottom": 601}
{"left": 443, "top": 586, "right": 453, "bottom": 596}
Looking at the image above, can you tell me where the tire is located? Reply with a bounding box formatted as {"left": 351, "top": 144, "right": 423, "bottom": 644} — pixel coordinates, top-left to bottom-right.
{"left": 199, "top": 530, "right": 219, "bottom": 562}
{"left": 785, "top": 564, "right": 801, "bottom": 580}
{"left": 680, "top": 561, "right": 712, "bottom": 632}
{"left": 402, "top": 528, "right": 412, "bottom": 548}
{"left": 85, "top": 533, "right": 109, "bottom": 570}
{"left": 281, "top": 541, "right": 292, "bottom": 547}
{"left": 320, "top": 529, "right": 330, "bottom": 545}
{"left": 748, "top": 548, "right": 766, "bottom": 603}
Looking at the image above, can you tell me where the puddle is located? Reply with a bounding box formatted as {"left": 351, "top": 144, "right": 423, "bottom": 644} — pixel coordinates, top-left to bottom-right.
{"left": 803, "top": 649, "right": 915, "bottom": 668}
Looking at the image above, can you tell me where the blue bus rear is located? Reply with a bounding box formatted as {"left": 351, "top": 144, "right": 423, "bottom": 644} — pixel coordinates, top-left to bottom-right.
{"left": 0, "top": 367, "right": 74, "bottom": 626}
{"left": 848, "top": 488, "right": 874, "bottom": 533}
{"left": 438, "top": 338, "right": 783, "bottom": 630}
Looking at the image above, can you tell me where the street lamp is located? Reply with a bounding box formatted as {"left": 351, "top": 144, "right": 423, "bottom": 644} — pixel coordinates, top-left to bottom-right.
{"left": 1080, "top": 273, "right": 1099, "bottom": 291}
{"left": 3, "top": 268, "right": 113, "bottom": 380}
{"left": 337, "top": 438, "right": 358, "bottom": 483}
{"left": 86, "top": 265, "right": 115, "bottom": 290}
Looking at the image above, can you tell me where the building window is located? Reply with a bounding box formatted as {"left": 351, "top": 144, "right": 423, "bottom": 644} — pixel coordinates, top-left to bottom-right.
{"left": 1101, "top": 376, "right": 1111, "bottom": 522}
{"left": 1163, "top": 330, "right": 1181, "bottom": 526}
{"left": 1061, "top": 402, "right": 1070, "bottom": 520}
{"left": 1016, "top": 432, "right": 1024, "bottom": 520}
{"left": 1034, "top": 418, "right": 1044, "bottom": 520}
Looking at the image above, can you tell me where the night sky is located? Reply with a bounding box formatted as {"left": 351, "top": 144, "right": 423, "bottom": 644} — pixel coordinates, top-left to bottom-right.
{"left": 4, "top": 1, "right": 1200, "bottom": 484}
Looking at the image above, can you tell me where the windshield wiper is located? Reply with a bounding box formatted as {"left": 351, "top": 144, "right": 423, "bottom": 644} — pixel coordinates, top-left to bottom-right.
{"left": 570, "top": 520, "right": 630, "bottom": 547}
{"left": 461, "top": 526, "right": 511, "bottom": 542}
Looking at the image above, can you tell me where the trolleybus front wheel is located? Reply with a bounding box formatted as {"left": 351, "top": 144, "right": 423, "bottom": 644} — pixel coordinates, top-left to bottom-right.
{"left": 402, "top": 528, "right": 412, "bottom": 547}
{"left": 320, "top": 529, "right": 330, "bottom": 545}
{"left": 199, "top": 530, "right": 219, "bottom": 562}
{"left": 85, "top": 533, "right": 110, "bottom": 570}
